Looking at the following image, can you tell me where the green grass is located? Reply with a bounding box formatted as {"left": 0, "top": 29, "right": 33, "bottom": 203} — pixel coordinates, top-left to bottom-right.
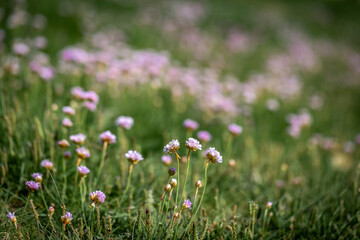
{"left": 1, "top": 0, "right": 360, "bottom": 239}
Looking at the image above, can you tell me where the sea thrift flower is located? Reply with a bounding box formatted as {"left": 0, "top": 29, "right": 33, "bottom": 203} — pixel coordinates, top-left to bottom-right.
{"left": 168, "top": 167, "right": 176, "bottom": 176}
{"left": 57, "top": 139, "right": 70, "bottom": 148}
{"left": 78, "top": 166, "right": 90, "bottom": 177}
{"left": 162, "top": 155, "right": 172, "bottom": 165}
{"left": 89, "top": 190, "right": 106, "bottom": 205}
{"left": 83, "top": 91, "right": 99, "bottom": 103}
{"left": 183, "top": 119, "right": 199, "bottom": 131}
{"left": 228, "top": 123, "right": 243, "bottom": 136}
{"left": 62, "top": 106, "right": 75, "bottom": 116}
{"left": 41, "top": 159, "right": 54, "bottom": 170}
{"left": 76, "top": 147, "right": 90, "bottom": 159}
{"left": 100, "top": 130, "right": 116, "bottom": 144}
{"left": 13, "top": 43, "right": 29, "bottom": 55}
{"left": 71, "top": 86, "right": 85, "bottom": 100}
{"left": 182, "top": 199, "right": 192, "bottom": 209}
{"left": 62, "top": 118, "right": 73, "bottom": 128}
{"left": 204, "top": 147, "right": 223, "bottom": 163}
{"left": 61, "top": 212, "right": 73, "bottom": 225}
{"left": 170, "top": 178, "right": 178, "bottom": 188}
{"left": 185, "top": 138, "right": 202, "bottom": 151}
{"left": 64, "top": 151, "right": 71, "bottom": 159}
{"left": 32, "top": 173, "right": 43, "bottom": 183}
{"left": 163, "top": 139, "right": 180, "bottom": 153}
{"left": 125, "top": 150, "right": 143, "bottom": 164}
{"left": 70, "top": 133, "right": 86, "bottom": 145}
{"left": 25, "top": 181, "right": 40, "bottom": 192}
{"left": 7, "top": 212, "right": 17, "bottom": 223}
{"left": 197, "top": 131, "right": 211, "bottom": 142}
{"left": 116, "top": 116, "right": 134, "bottom": 130}
{"left": 83, "top": 101, "right": 97, "bottom": 111}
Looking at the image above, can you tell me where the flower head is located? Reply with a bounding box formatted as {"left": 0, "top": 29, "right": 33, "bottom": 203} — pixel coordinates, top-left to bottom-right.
{"left": 61, "top": 212, "right": 73, "bottom": 225}
{"left": 7, "top": 212, "right": 16, "bottom": 223}
{"left": 25, "top": 181, "right": 40, "bottom": 192}
{"left": 182, "top": 199, "right": 192, "bottom": 209}
{"left": 64, "top": 151, "right": 71, "bottom": 159}
{"left": 62, "top": 118, "right": 73, "bottom": 128}
{"left": 62, "top": 106, "right": 75, "bottom": 116}
{"left": 197, "top": 131, "right": 211, "bottom": 143}
{"left": 70, "top": 133, "right": 86, "bottom": 145}
{"left": 41, "top": 159, "right": 54, "bottom": 170}
{"left": 83, "top": 91, "right": 99, "bottom": 103}
{"left": 163, "top": 140, "right": 180, "bottom": 154}
{"left": 228, "top": 123, "right": 243, "bottom": 136}
{"left": 76, "top": 147, "right": 90, "bottom": 159}
{"left": 266, "top": 201, "right": 273, "bottom": 209}
{"left": 195, "top": 180, "right": 203, "bottom": 188}
{"left": 78, "top": 166, "right": 91, "bottom": 177}
{"left": 116, "top": 116, "right": 134, "bottom": 130}
{"left": 185, "top": 138, "right": 202, "bottom": 151}
{"left": 162, "top": 155, "right": 172, "bottom": 166}
{"left": 183, "top": 119, "right": 199, "bottom": 131}
{"left": 125, "top": 150, "right": 143, "bottom": 164}
{"left": 32, "top": 173, "right": 43, "bottom": 183}
{"left": 89, "top": 190, "right": 106, "bottom": 205}
{"left": 168, "top": 167, "right": 176, "bottom": 176}
{"left": 204, "top": 147, "right": 223, "bottom": 163}
{"left": 71, "top": 86, "right": 85, "bottom": 100}
{"left": 57, "top": 139, "right": 70, "bottom": 148}
{"left": 83, "top": 101, "right": 97, "bottom": 111}
{"left": 100, "top": 130, "right": 116, "bottom": 144}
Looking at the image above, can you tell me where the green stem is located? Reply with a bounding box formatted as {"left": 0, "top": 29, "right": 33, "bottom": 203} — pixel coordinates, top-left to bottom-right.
{"left": 180, "top": 150, "right": 191, "bottom": 205}
{"left": 186, "top": 163, "right": 209, "bottom": 230}
{"left": 96, "top": 142, "right": 108, "bottom": 186}
{"left": 174, "top": 152, "right": 181, "bottom": 210}
{"left": 120, "top": 163, "right": 133, "bottom": 204}
{"left": 24, "top": 193, "right": 30, "bottom": 212}
{"left": 40, "top": 187, "right": 49, "bottom": 210}
{"left": 62, "top": 156, "right": 67, "bottom": 199}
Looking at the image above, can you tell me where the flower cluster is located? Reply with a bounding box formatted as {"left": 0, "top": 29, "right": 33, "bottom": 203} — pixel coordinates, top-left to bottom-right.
{"left": 70, "top": 133, "right": 86, "bottom": 145}
{"left": 182, "top": 199, "right": 192, "bottom": 209}
{"left": 162, "top": 155, "right": 172, "bottom": 165}
{"left": 183, "top": 119, "right": 199, "bottom": 131}
{"left": 41, "top": 159, "right": 53, "bottom": 170}
{"left": 32, "top": 173, "right": 43, "bottom": 183}
{"left": 70, "top": 87, "right": 99, "bottom": 111}
{"left": 116, "top": 116, "right": 134, "bottom": 130}
{"left": 163, "top": 139, "right": 180, "bottom": 153}
{"left": 89, "top": 190, "right": 106, "bottom": 205}
{"left": 57, "top": 139, "right": 70, "bottom": 148}
{"left": 100, "top": 130, "right": 116, "bottom": 144}
{"left": 62, "top": 118, "right": 73, "bottom": 128}
{"left": 197, "top": 130, "right": 211, "bottom": 142}
{"left": 78, "top": 166, "right": 91, "bottom": 177}
{"left": 125, "top": 150, "right": 144, "bottom": 164}
{"left": 62, "top": 106, "right": 75, "bottom": 116}
{"left": 204, "top": 147, "right": 223, "bottom": 163}
{"left": 76, "top": 147, "right": 90, "bottom": 159}
{"left": 61, "top": 212, "right": 73, "bottom": 225}
{"left": 25, "top": 181, "right": 40, "bottom": 192}
{"left": 228, "top": 123, "right": 243, "bottom": 136}
{"left": 7, "top": 212, "right": 17, "bottom": 223}
{"left": 185, "top": 137, "right": 202, "bottom": 151}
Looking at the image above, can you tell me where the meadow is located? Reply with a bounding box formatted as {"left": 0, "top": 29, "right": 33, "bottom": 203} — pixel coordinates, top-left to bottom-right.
{"left": 1, "top": 0, "right": 360, "bottom": 239}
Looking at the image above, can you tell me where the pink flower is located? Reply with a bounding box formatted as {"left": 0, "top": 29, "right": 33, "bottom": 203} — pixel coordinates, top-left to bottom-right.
{"left": 183, "top": 119, "right": 199, "bottom": 131}
{"left": 62, "top": 106, "right": 75, "bottom": 116}
{"left": 76, "top": 147, "right": 90, "bottom": 159}
{"left": 41, "top": 159, "right": 53, "bottom": 170}
{"left": 25, "top": 181, "right": 40, "bottom": 192}
{"left": 116, "top": 116, "right": 134, "bottom": 130}
{"left": 197, "top": 131, "right": 211, "bottom": 143}
{"left": 100, "top": 131, "right": 116, "bottom": 144}
{"left": 62, "top": 118, "right": 73, "bottom": 128}
{"left": 125, "top": 150, "right": 143, "bottom": 164}
{"left": 185, "top": 138, "right": 202, "bottom": 151}
{"left": 204, "top": 147, "right": 223, "bottom": 163}
{"left": 70, "top": 133, "right": 86, "bottom": 145}
{"left": 162, "top": 155, "right": 172, "bottom": 165}
{"left": 89, "top": 190, "right": 106, "bottom": 205}
{"left": 77, "top": 166, "right": 90, "bottom": 177}
{"left": 228, "top": 124, "right": 242, "bottom": 136}
{"left": 163, "top": 140, "right": 180, "bottom": 154}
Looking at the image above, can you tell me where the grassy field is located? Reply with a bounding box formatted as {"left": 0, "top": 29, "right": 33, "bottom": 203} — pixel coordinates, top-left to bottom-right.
{"left": 1, "top": 0, "right": 360, "bottom": 239}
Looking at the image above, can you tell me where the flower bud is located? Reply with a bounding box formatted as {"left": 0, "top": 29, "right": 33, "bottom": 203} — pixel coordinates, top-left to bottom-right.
{"left": 49, "top": 206, "right": 55, "bottom": 214}
{"left": 195, "top": 180, "right": 203, "bottom": 188}
{"left": 168, "top": 167, "right": 176, "bottom": 176}
{"left": 170, "top": 178, "right": 177, "bottom": 188}
{"left": 164, "top": 184, "right": 171, "bottom": 192}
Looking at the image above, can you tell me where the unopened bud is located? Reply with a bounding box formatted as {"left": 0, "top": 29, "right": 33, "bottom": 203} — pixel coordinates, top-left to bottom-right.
{"left": 195, "top": 180, "right": 203, "bottom": 188}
